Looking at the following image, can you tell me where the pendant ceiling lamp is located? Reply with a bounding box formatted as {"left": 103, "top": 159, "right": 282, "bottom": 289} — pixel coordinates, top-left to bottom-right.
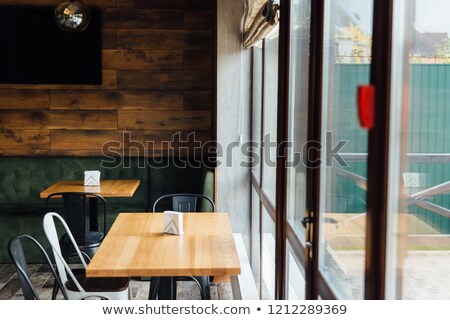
{"left": 55, "top": 0, "right": 90, "bottom": 32}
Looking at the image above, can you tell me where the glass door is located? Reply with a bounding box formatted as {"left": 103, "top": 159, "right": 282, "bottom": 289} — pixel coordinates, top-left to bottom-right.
{"left": 261, "top": 25, "right": 279, "bottom": 299}
{"left": 317, "top": 0, "right": 373, "bottom": 299}
{"left": 285, "top": 0, "right": 312, "bottom": 300}
{"left": 386, "top": 0, "right": 450, "bottom": 299}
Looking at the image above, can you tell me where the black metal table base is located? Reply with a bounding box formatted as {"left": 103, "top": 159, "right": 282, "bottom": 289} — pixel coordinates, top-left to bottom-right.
{"left": 158, "top": 277, "right": 177, "bottom": 300}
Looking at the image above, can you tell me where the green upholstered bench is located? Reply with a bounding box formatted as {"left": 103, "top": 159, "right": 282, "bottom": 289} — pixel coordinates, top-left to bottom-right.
{"left": 0, "top": 157, "right": 214, "bottom": 263}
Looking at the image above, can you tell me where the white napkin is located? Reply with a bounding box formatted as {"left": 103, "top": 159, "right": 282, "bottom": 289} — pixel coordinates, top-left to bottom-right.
{"left": 163, "top": 211, "right": 184, "bottom": 235}
{"left": 84, "top": 170, "right": 101, "bottom": 186}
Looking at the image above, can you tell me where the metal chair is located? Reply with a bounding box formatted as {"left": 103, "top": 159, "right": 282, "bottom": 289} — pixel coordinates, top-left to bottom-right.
{"left": 46, "top": 192, "right": 107, "bottom": 259}
{"left": 7, "top": 234, "right": 68, "bottom": 300}
{"left": 43, "top": 212, "right": 131, "bottom": 300}
{"left": 152, "top": 193, "right": 215, "bottom": 213}
{"left": 149, "top": 193, "right": 215, "bottom": 300}
{"left": 46, "top": 192, "right": 108, "bottom": 299}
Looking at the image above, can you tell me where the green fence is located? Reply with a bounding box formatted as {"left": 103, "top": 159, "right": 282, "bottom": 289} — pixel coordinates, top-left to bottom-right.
{"left": 331, "top": 64, "right": 450, "bottom": 234}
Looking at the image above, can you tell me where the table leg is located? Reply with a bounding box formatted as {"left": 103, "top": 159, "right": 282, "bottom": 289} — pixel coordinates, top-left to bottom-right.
{"left": 158, "top": 277, "right": 177, "bottom": 300}
{"left": 89, "top": 197, "right": 99, "bottom": 232}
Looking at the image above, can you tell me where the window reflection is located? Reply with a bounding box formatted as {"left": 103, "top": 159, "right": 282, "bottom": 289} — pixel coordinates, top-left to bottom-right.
{"left": 318, "top": 0, "right": 372, "bottom": 299}
{"left": 262, "top": 27, "right": 279, "bottom": 206}
{"left": 387, "top": 0, "right": 450, "bottom": 300}
{"left": 261, "top": 207, "right": 276, "bottom": 299}
{"left": 286, "top": 0, "right": 311, "bottom": 240}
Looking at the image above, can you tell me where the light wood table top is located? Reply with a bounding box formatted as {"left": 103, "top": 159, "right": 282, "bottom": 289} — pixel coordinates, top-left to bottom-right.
{"left": 40, "top": 179, "right": 140, "bottom": 198}
{"left": 86, "top": 212, "right": 241, "bottom": 278}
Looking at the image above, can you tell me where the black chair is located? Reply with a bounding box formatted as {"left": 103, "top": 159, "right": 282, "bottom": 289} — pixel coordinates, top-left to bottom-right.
{"left": 46, "top": 192, "right": 107, "bottom": 259}
{"left": 149, "top": 193, "right": 215, "bottom": 300}
{"left": 8, "top": 234, "right": 68, "bottom": 300}
{"left": 152, "top": 193, "right": 215, "bottom": 213}
{"left": 46, "top": 192, "right": 107, "bottom": 299}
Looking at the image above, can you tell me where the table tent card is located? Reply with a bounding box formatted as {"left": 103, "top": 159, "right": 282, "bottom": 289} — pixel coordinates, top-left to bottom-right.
{"left": 84, "top": 170, "right": 101, "bottom": 186}
{"left": 163, "top": 211, "right": 184, "bottom": 235}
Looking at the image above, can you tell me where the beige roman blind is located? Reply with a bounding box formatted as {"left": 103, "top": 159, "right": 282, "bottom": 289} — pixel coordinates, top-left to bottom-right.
{"left": 243, "top": 0, "right": 279, "bottom": 48}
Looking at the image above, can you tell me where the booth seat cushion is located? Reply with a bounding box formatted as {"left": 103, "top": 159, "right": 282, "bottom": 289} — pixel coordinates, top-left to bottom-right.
{"left": 0, "top": 208, "right": 48, "bottom": 263}
{"left": 0, "top": 157, "right": 149, "bottom": 207}
{"left": 0, "top": 157, "right": 149, "bottom": 262}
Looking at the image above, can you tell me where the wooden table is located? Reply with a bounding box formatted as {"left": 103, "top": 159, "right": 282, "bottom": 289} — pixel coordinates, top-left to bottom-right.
{"left": 40, "top": 180, "right": 141, "bottom": 198}
{"left": 41, "top": 179, "right": 140, "bottom": 231}
{"left": 86, "top": 212, "right": 241, "bottom": 298}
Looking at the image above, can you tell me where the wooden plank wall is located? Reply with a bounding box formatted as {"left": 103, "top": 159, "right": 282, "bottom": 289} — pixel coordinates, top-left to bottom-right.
{"left": 0, "top": 0, "right": 215, "bottom": 156}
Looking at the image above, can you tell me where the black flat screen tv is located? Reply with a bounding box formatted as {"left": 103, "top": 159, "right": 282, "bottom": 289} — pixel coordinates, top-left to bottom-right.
{"left": 0, "top": 6, "right": 102, "bottom": 85}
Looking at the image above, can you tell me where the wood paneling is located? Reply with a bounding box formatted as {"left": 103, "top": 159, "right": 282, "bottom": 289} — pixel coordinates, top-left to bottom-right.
{"left": 117, "top": 30, "right": 212, "bottom": 50}
{"left": 184, "top": 91, "right": 212, "bottom": 110}
{"left": 0, "top": 149, "right": 134, "bottom": 157}
{"left": 102, "top": 29, "right": 117, "bottom": 49}
{"left": 0, "top": 0, "right": 215, "bottom": 156}
{"left": 116, "top": 0, "right": 212, "bottom": 9}
{"left": 121, "top": 130, "right": 211, "bottom": 150}
{"left": 103, "top": 9, "right": 184, "bottom": 29}
{"left": 51, "top": 130, "right": 121, "bottom": 150}
{"left": 184, "top": 10, "right": 212, "bottom": 29}
{"left": 118, "top": 70, "right": 212, "bottom": 90}
{"left": 0, "top": 90, "right": 49, "bottom": 109}
{"left": 0, "top": 70, "right": 117, "bottom": 90}
{"left": 186, "top": 0, "right": 214, "bottom": 9}
{"left": 118, "top": 110, "right": 211, "bottom": 130}
{"left": 103, "top": 50, "right": 183, "bottom": 70}
{"left": 0, "top": 110, "right": 117, "bottom": 130}
{"left": 121, "top": 130, "right": 183, "bottom": 151}
{"left": 0, "top": 129, "right": 50, "bottom": 150}
{"left": 184, "top": 51, "right": 213, "bottom": 70}
{"left": 117, "top": 0, "right": 185, "bottom": 9}
{"left": 51, "top": 130, "right": 212, "bottom": 154}
{"left": 50, "top": 90, "right": 183, "bottom": 110}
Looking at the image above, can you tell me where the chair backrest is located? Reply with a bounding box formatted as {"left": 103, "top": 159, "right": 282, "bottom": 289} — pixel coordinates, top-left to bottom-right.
{"left": 152, "top": 193, "right": 215, "bottom": 213}
{"left": 46, "top": 192, "right": 107, "bottom": 245}
{"left": 43, "top": 212, "right": 88, "bottom": 294}
{"left": 8, "top": 234, "right": 68, "bottom": 300}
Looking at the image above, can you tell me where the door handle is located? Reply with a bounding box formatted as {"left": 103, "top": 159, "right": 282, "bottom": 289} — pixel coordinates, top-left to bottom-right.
{"left": 301, "top": 217, "right": 313, "bottom": 229}
{"left": 302, "top": 217, "right": 314, "bottom": 249}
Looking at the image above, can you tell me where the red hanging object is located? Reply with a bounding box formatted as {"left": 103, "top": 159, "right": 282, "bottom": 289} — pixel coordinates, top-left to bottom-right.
{"left": 357, "top": 85, "right": 375, "bottom": 129}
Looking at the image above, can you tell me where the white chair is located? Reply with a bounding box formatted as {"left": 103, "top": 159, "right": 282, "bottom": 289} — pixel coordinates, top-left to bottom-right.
{"left": 43, "top": 212, "right": 131, "bottom": 300}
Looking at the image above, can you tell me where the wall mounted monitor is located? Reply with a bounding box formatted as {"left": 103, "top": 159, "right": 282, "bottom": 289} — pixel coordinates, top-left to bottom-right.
{"left": 0, "top": 6, "right": 102, "bottom": 85}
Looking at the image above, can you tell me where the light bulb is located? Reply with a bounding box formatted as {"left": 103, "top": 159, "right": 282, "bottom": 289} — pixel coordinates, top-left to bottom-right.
{"left": 55, "top": 0, "right": 90, "bottom": 32}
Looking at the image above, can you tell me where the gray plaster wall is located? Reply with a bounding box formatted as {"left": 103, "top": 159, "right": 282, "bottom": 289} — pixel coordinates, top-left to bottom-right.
{"left": 216, "top": 0, "right": 252, "bottom": 252}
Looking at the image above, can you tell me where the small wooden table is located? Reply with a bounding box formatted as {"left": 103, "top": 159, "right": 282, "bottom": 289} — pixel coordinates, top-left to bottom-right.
{"left": 41, "top": 180, "right": 141, "bottom": 230}
{"left": 40, "top": 180, "right": 141, "bottom": 198}
{"left": 86, "top": 212, "right": 241, "bottom": 299}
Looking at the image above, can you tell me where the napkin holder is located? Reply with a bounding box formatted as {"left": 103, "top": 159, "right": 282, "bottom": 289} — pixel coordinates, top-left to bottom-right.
{"left": 163, "top": 211, "right": 184, "bottom": 235}
{"left": 84, "top": 170, "right": 101, "bottom": 186}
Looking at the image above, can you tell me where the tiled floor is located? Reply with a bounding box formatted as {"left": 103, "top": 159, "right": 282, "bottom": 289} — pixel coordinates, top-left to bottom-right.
{"left": 0, "top": 264, "right": 233, "bottom": 300}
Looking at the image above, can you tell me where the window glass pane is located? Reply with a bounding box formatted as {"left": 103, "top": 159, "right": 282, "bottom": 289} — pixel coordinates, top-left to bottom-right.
{"left": 251, "top": 186, "right": 261, "bottom": 294}
{"left": 262, "top": 26, "right": 279, "bottom": 206}
{"left": 318, "top": 0, "right": 372, "bottom": 299}
{"left": 261, "top": 207, "right": 276, "bottom": 299}
{"left": 286, "top": 241, "right": 306, "bottom": 299}
{"left": 386, "top": 0, "right": 450, "bottom": 299}
{"left": 252, "top": 44, "right": 263, "bottom": 181}
{"left": 286, "top": 0, "right": 311, "bottom": 240}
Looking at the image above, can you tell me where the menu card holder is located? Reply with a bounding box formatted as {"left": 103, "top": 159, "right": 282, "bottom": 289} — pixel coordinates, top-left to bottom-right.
{"left": 84, "top": 170, "right": 101, "bottom": 186}
{"left": 163, "top": 211, "right": 184, "bottom": 235}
